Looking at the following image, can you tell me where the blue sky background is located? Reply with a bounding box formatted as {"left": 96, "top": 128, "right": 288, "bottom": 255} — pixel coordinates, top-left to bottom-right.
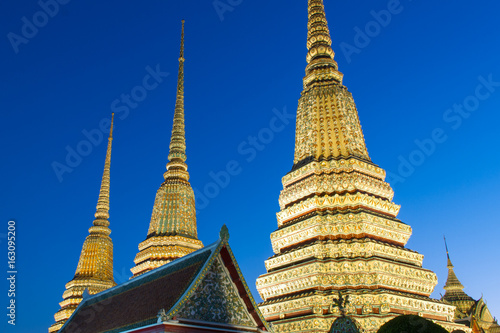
{"left": 1, "top": 1, "right": 499, "bottom": 332}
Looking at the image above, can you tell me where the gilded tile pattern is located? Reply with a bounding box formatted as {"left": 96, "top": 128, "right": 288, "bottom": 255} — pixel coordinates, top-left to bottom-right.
{"left": 131, "top": 21, "right": 202, "bottom": 278}
{"left": 49, "top": 115, "right": 117, "bottom": 333}
{"left": 265, "top": 240, "right": 424, "bottom": 270}
{"left": 256, "top": 1, "right": 470, "bottom": 332}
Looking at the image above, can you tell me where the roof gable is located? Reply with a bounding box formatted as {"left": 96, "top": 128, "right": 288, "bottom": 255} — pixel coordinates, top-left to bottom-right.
{"left": 173, "top": 255, "right": 256, "bottom": 326}
{"left": 59, "top": 243, "right": 215, "bottom": 333}
{"left": 59, "top": 228, "right": 271, "bottom": 333}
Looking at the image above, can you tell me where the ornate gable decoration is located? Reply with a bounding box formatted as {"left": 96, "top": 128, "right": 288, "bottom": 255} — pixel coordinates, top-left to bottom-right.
{"left": 176, "top": 255, "right": 256, "bottom": 327}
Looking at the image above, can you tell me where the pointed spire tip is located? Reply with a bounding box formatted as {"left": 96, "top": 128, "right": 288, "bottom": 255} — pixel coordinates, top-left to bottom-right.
{"left": 304, "top": 0, "right": 343, "bottom": 86}
{"left": 443, "top": 236, "right": 453, "bottom": 268}
{"left": 109, "top": 113, "right": 114, "bottom": 139}
{"left": 165, "top": 18, "right": 188, "bottom": 177}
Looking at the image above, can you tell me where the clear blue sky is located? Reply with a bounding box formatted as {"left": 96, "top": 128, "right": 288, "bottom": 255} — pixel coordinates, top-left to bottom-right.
{"left": 1, "top": 1, "right": 499, "bottom": 332}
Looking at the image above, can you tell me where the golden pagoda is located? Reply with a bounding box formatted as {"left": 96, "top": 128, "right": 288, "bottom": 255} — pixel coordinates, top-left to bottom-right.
{"left": 442, "top": 238, "right": 476, "bottom": 319}
{"left": 256, "top": 1, "right": 468, "bottom": 332}
{"left": 442, "top": 238, "right": 500, "bottom": 333}
{"left": 131, "top": 21, "right": 203, "bottom": 278}
{"left": 49, "top": 114, "right": 117, "bottom": 333}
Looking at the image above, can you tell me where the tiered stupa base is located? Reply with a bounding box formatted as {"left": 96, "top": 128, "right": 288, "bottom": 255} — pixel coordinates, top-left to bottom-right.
{"left": 257, "top": 158, "right": 470, "bottom": 333}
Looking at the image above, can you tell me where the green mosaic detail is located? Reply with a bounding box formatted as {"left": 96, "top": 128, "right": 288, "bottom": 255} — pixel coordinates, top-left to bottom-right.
{"left": 176, "top": 256, "right": 255, "bottom": 326}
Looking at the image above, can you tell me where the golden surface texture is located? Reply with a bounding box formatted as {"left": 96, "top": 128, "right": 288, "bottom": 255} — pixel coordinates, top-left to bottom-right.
{"left": 257, "top": 258, "right": 438, "bottom": 299}
{"left": 293, "top": 87, "right": 370, "bottom": 165}
{"left": 279, "top": 170, "right": 395, "bottom": 209}
{"left": 49, "top": 115, "right": 116, "bottom": 333}
{"left": 131, "top": 21, "right": 202, "bottom": 278}
{"left": 270, "top": 213, "right": 412, "bottom": 252}
{"left": 265, "top": 239, "right": 424, "bottom": 271}
{"left": 256, "top": 1, "right": 469, "bottom": 332}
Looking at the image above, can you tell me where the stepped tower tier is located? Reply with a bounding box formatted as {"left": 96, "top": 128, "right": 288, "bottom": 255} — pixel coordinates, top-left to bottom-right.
{"left": 131, "top": 21, "right": 202, "bottom": 278}
{"left": 49, "top": 114, "right": 117, "bottom": 333}
{"left": 256, "top": 1, "right": 468, "bottom": 332}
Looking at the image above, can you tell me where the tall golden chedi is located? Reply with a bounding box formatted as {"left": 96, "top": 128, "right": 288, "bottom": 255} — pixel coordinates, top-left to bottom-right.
{"left": 131, "top": 21, "right": 203, "bottom": 278}
{"left": 49, "top": 114, "right": 117, "bottom": 333}
{"left": 256, "top": 1, "right": 468, "bottom": 332}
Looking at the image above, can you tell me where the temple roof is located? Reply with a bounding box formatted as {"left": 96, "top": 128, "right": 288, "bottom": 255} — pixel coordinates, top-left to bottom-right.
{"left": 60, "top": 227, "right": 271, "bottom": 333}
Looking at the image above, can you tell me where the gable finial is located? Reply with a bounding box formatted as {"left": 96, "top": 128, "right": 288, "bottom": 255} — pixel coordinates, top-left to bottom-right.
{"left": 220, "top": 224, "right": 230, "bottom": 242}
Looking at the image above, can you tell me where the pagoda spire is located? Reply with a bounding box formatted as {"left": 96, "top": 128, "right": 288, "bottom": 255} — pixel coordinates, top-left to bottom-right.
{"left": 444, "top": 236, "right": 454, "bottom": 268}
{"left": 304, "top": 0, "right": 343, "bottom": 86}
{"left": 293, "top": 0, "right": 370, "bottom": 168}
{"left": 443, "top": 236, "right": 465, "bottom": 292}
{"left": 49, "top": 114, "right": 116, "bottom": 333}
{"left": 441, "top": 237, "right": 476, "bottom": 318}
{"left": 93, "top": 113, "right": 114, "bottom": 226}
{"left": 131, "top": 21, "right": 203, "bottom": 278}
{"left": 307, "top": 0, "right": 335, "bottom": 63}
{"left": 167, "top": 19, "right": 187, "bottom": 173}
{"left": 256, "top": 2, "right": 463, "bottom": 332}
